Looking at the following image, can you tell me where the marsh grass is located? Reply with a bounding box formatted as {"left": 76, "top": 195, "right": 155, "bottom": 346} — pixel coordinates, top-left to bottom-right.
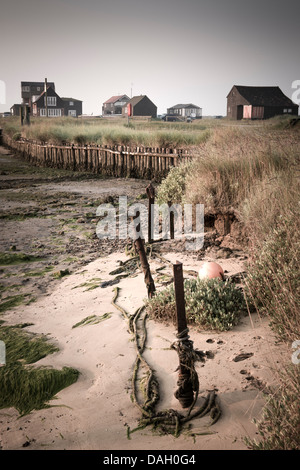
{"left": 0, "top": 116, "right": 212, "bottom": 148}
{"left": 153, "top": 121, "right": 300, "bottom": 449}
{"left": 184, "top": 127, "right": 299, "bottom": 213}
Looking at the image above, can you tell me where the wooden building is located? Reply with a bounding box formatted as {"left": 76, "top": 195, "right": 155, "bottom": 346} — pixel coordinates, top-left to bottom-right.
{"left": 21, "top": 81, "right": 55, "bottom": 109}
{"left": 32, "top": 86, "right": 65, "bottom": 117}
{"left": 102, "top": 95, "right": 130, "bottom": 115}
{"left": 166, "top": 103, "right": 202, "bottom": 120}
{"left": 122, "top": 95, "right": 157, "bottom": 118}
{"left": 61, "top": 97, "right": 82, "bottom": 117}
{"left": 227, "top": 85, "right": 299, "bottom": 120}
{"left": 10, "top": 104, "right": 22, "bottom": 116}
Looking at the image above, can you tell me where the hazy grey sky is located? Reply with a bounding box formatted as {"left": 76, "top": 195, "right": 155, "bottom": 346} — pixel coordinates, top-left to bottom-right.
{"left": 0, "top": 0, "right": 299, "bottom": 115}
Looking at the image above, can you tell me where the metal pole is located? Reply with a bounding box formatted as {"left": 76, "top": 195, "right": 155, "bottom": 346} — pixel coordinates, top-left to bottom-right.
{"left": 173, "top": 261, "right": 194, "bottom": 408}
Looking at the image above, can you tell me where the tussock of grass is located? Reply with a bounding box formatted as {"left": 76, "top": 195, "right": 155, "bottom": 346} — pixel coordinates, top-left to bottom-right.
{"left": 147, "top": 278, "right": 246, "bottom": 331}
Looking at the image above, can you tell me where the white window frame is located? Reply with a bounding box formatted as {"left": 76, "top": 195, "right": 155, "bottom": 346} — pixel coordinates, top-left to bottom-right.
{"left": 48, "top": 108, "right": 61, "bottom": 117}
{"left": 68, "top": 110, "right": 76, "bottom": 117}
{"left": 40, "top": 108, "right": 47, "bottom": 117}
{"left": 22, "top": 86, "right": 30, "bottom": 92}
{"left": 44, "top": 96, "right": 57, "bottom": 106}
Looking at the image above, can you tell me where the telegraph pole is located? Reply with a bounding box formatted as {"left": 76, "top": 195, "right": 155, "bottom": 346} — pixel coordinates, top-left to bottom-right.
{"left": 45, "top": 78, "right": 48, "bottom": 117}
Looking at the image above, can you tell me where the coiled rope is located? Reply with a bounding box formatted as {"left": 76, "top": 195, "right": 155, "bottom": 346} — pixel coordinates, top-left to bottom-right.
{"left": 111, "top": 286, "right": 221, "bottom": 438}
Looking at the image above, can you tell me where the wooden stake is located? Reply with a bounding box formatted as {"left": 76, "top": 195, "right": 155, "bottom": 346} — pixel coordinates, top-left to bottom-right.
{"left": 168, "top": 201, "right": 175, "bottom": 239}
{"left": 131, "top": 210, "right": 156, "bottom": 299}
{"left": 146, "top": 183, "right": 155, "bottom": 244}
{"left": 134, "top": 237, "right": 156, "bottom": 299}
{"left": 173, "top": 261, "right": 194, "bottom": 408}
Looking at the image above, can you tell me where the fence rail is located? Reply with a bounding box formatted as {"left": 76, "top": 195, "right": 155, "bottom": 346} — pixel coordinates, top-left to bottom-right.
{"left": 2, "top": 134, "right": 192, "bottom": 180}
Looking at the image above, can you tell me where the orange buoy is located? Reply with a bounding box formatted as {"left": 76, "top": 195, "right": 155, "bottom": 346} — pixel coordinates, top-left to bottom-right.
{"left": 198, "top": 261, "right": 224, "bottom": 280}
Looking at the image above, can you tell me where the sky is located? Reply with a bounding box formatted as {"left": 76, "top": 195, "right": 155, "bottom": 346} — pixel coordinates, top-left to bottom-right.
{"left": 0, "top": 0, "right": 299, "bottom": 116}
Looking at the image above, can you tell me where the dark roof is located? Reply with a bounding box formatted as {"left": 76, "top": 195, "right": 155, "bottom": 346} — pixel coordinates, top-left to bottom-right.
{"left": 31, "top": 86, "right": 58, "bottom": 104}
{"left": 21, "top": 81, "right": 55, "bottom": 89}
{"left": 61, "top": 97, "right": 82, "bottom": 102}
{"left": 168, "top": 103, "right": 201, "bottom": 110}
{"left": 232, "top": 85, "right": 296, "bottom": 106}
{"left": 128, "top": 95, "right": 146, "bottom": 106}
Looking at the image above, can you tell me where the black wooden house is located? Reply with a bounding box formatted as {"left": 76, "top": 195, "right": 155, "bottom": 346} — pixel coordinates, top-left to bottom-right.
{"left": 227, "top": 85, "right": 298, "bottom": 120}
{"left": 122, "top": 95, "right": 157, "bottom": 118}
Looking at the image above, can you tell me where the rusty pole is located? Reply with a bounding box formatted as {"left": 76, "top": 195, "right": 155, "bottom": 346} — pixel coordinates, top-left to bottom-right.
{"left": 146, "top": 183, "right": 155, "bottom": 244}
{"left": 173, "top": 261, "right": 194, "bottom": 408}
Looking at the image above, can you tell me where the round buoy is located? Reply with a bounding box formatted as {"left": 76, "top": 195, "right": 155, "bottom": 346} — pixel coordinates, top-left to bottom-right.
{"left": 198, "top": 261, "right": 224, "bottom": 280}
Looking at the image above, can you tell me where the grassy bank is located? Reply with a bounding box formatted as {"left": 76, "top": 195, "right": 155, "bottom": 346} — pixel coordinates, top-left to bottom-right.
{"left": 0, "top": 116, "right": 212, "bottom": 148}
{"left": 156, "top": 117, "right": 300, "bottom": 449}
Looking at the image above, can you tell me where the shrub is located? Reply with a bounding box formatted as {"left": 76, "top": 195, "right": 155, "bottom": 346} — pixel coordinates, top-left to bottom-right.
{"left": 156, "top": 162, "right": 192, "bottom": 205}
{"left": 147, "top": 278, "right": 246, "bottom": 331}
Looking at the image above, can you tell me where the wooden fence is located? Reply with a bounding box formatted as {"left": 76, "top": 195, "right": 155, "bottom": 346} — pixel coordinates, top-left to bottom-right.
{"left": 2, "top": 134, "right": 192, "bottom": 180}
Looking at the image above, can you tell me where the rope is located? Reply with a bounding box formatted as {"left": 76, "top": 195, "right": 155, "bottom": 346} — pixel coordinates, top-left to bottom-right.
{"left": 111, "top": 284, "right": 222, "bottom": 438}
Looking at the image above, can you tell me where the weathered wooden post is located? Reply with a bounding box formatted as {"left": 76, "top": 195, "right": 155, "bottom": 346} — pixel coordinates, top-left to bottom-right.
{"left": 146, "top": 182, "right": 155, "bottom": 244}
{"left": 25, "top": 105, "right": 30, "bottom": 126}
{"left": 173, "top": 261, "right": 195, "bottom": 408}
{"left": 132, "top": 210, "right": 156, "bottom": 299}
{"left": 168, "top": 201, "right": 175, "bottom": 239}
{"left": 20, "top": 106, "right": 24, "bottom": 126}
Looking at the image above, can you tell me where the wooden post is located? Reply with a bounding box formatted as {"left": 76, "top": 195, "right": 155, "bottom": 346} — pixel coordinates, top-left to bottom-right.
{"left": 132, "top": 210, "right": 156, "bottom": 299}
{"left": 146, "top": 182, "right": 155, "bottom": 244}
{"left": 168, "top": 201, "right": 175, "bottom": 240}
{"left": 173, "top": 261, "right": 194, "bottom": 408}
{"left": 20, "top": 106, "right": 24, "bottom": 126}
{"left": 25, "top": 105, "right": 30, "bottom": 126}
